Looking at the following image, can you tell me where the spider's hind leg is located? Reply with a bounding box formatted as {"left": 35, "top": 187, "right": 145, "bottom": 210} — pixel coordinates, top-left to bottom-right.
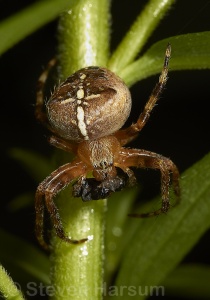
{"left": 35, "top": 58, "right": 56, "bottom": 129}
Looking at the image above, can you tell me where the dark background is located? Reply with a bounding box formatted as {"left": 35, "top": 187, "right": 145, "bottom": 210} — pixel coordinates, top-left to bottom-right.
{"left": 1, "top": 1, "right": 210, "bottom": 299}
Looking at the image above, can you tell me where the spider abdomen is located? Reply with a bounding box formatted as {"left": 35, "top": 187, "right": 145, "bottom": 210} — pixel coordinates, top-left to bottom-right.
{"left": 46, "top": 66, "right": 131, "bottom": 142}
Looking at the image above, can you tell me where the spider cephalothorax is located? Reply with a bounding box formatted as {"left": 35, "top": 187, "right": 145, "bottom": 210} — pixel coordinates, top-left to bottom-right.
{"left": 35, "top": 44, "right": 180, "bottom": 250}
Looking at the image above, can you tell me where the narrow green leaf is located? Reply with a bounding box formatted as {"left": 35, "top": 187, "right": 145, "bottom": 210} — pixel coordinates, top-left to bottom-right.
{"left": 108, "top": 0, "right": 175, "bottom": 73}
{"left": 7, "top": 192, "right": 34, "bottom": 212}
{"left": 164, "top": 264, "right": 210, "bottom": 298}
{"left": 113, "top": 152, "right": 210, "bottom": 300}
{"left": 9, "top": 148, "right": 53, "bottom": 182}
{"left": 0, "top": 0, "right": 74, "bottom": 55}
{"left": 0, "top": 264, "right": 24, "bottom": 300}
{"left": 0, "top": 229, "right": 50, "bottom": 285}
{"left": 120, "top": 32, "right": 210, "bottom": 86}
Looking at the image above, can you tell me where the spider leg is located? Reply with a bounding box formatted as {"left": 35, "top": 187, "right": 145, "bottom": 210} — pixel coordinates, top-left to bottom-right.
{"left": 115, "top": 44, "right": 171, "bottom": 146}
{"left": 114, "top": 165, "right": 137, "bottom": 187}
{"left": 35, "top": 58, "right": 56, "bottom": 129}
{"left": 117, "top": 147, "right": 180, "bottom": 217}
{"left": 35, "top": 160, "right": 87, "bottom": 250}
{"left": 48, "top": 135, "right": 78, "bottom": 153}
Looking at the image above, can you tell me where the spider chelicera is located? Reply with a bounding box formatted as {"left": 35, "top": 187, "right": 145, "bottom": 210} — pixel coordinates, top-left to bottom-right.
{"left": 35, "top": 44, "right": 180, "bottom": 250}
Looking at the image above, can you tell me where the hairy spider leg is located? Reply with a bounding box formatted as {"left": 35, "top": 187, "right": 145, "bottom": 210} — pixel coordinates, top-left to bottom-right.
{"left": 117, "top": 147, "right": 180, "bottom": 217}
{"left": 115, "top": 44, "right": 171, "bottom": 146}
{"left": 35, "top": 58, "right": 56, "bottom": 129}
{"left": 35, "top": 161, "right": 87, "bottom": 250}
{"left": 48, "top": 135, "right": 78, "bottom": 153}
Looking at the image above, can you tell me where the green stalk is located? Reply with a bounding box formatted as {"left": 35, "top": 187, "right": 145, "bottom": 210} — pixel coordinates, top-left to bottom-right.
{"left": 108, "top": 0, "right": 175, "bottom": 74}
{"left": 50, "top": 193, "right": 106, "bottom": 300}
{"left": 57, "top": 0, "right": 110, "bottom": 79}
{"left": 50, "top": 1, "right": 110, "bottom": 300}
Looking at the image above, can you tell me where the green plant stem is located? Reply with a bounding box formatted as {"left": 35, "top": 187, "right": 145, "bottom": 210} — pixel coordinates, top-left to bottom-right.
{"left": 0, "top": 264, "right": 24, "bottom": 300}
{"left": 108, "top": 0, "right": 175, "bottom": 74}
{"left": 57, "top": 0, "right": 110, "bottom": 79}
{"left": 50, "top": 1, "right": 110, "bottom": 300}
{"left": 50, "top": 192, "right": 106, "bottom": 300}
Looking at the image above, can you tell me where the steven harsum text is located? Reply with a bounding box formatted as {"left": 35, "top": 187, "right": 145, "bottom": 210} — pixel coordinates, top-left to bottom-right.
{"left": 26, "top": 282, "right": 165, "bottom": 297}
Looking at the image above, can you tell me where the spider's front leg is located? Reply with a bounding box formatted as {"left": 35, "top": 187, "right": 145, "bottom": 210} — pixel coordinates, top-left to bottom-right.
{"left": 115, "top": 44, "right": 171, "bottom": 146}
{"left": 35, "top": 160, "right": 87, "bottom": 250}
{"left": 117, "top": 148, "right": 180, "bottom": 217}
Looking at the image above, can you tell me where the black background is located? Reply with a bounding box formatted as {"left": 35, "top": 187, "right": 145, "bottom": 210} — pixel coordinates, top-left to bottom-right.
{"left": 1, "top": 1, "right": 210, "bottom": 299}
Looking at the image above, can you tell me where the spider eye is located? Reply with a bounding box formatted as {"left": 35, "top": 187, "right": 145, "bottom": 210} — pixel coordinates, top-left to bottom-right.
{"left": 46, "top": 67, "right": 131, "bottom": 142}
{"left": 100, "top": 161, "right": 108, "bottom": 169}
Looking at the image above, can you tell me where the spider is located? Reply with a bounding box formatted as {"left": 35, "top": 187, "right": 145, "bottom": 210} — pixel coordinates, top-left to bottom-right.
{"left": 35, "top": 44, "right": 180, "bottom": 250}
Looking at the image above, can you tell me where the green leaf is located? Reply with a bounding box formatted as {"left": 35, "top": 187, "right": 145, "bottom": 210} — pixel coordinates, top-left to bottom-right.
{"left": 112, "top": 152, "right": 210, "bottom": 300}
{"left": 164, "top": 264, "right": 210, "bottom": 298}
{"left": 0, "top": 264, "right": 24, "bottom": 300}
{"left": 0, "top": 229, "right": 50, "bottom": 285}
{"left": 108, "top": 0, "right": 175, "bottom": 73}
{"left": 9, "top": 148, "right": 53, "bottom": 182}
{"left": 120, "top": 32, "right": 210, "bottom": 86}
{"left": 0, "top": 0, "right": 75, "bottom": 55}
{"left": 7, "top": 192, "right": 34, "bottom": 212}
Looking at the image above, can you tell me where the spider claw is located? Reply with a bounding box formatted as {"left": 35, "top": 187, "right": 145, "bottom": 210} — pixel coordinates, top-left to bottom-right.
{"left": 128, "top": 202, "right": 172, "bottom": 218}
{"left": 62, "top": 236, "right": 88, "bottom": 245}
{"left": 36, "top": 236, "right": 51, "bottom": 251}
{"left": 54, "top": 225, "right": 88, "bottom": 245}
{"left": 128, "top": 208, "right": 163, "bottom": 218}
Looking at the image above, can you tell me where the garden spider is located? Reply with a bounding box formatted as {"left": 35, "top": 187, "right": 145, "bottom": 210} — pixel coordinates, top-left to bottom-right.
{"left": 35, "top": 44, "right": 180, "bottom": 250}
